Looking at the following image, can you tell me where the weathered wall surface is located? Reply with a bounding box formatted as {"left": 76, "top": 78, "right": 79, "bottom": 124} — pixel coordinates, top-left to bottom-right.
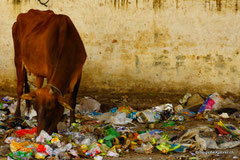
{"left": 0, "top": 0, "right": 240, "bottom": 94}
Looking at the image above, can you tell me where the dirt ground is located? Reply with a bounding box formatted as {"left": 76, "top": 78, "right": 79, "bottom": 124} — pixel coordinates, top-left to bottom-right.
{"left": 1, "top": 91, "right": 240, "bottom": 160}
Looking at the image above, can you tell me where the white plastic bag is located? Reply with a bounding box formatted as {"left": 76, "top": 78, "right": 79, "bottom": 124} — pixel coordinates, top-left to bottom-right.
{"left": 76, "top": 97, "right": 101, "bottom": 114}
{"left": 36, "top": 130, "right": 52, "bottom": 143}
{"left": 111, "top": 112, "right": 132, "bottom": 125}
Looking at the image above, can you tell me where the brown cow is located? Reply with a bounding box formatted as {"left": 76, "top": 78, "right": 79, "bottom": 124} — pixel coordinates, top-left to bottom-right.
{"left": 12, "top": 9, "right": 87, "bottom": 134}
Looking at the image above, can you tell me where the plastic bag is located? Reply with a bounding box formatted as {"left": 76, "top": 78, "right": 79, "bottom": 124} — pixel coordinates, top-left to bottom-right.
{"left": 44, "top": 145, "right": 53, "bottom": 156}
{"left": 198, "top": 92, "right": 223, "bottom": 113}
{"left": 5, "top": 137, "right": 20, "bottom": 144}
{"left": 137, "top": 132, "right": 152, "bottom": 142}
{"left": 100, "top": 143, "right": 110, "bottom": 154}
{"left": 0, "top": 111, "right": 8, "bottom": 121}
{"left": 134, "top": 143, "right": 153, "bottom": 154}
{"left": 15, "top": 127, "right": 37, "bottom": 137}
{"left": 53, "top": 147, "right": 66, "bottom": 156}
{"left": 162, "top": 121, "right": 175, "bottom": 127}
{"left": 10, "top": 141, "right": 38, "bottom": 152}
{"left": 111, "top": 112, "right": 132, "bottom": 125}
{"left": 76, "top": 97, "right": 101, "bottom": 114}
{"left": 203, "top": 138, "right": 219, "bottom": 149}
{"left": 71, "top": 132, "right": 85, "bottom": 145}
{"left": 36, "top": 130, "right": 52, "bottom": 143}
{"left": 219, "top": 141, "right": 240, "bottom": 149}
{"left": 2, "top": 96, "right": 14, "bottom": 103}
{"left": 36, "top": 144, "right": 46, "bottom": 153}
{"left": 153, "top": 104, "right": 173, "bottom": 113}
{"left": 156, "top": 142, "right": 182, "bottom": 153}
{"left": 69, "top": 149, "right": 78, "bottom": 157}
{"left": 118, "top": 106, "right": 133, "bottom": 114}
{"left": 8, "top": 151, "right": 32, "bottom": 160}
{"left": 94, "top": 155, "right": 103, "bottom": 160}
{"left": 106, "top": 146, "right": 119, "bottom": 157}
{"left": 85, "top": 143, "right": 101, "bottom": 156}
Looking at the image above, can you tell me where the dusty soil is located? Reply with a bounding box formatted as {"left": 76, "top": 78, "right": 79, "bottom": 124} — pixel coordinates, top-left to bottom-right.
{"left": 77, "top": 91, "right": 184, "bottom": 111}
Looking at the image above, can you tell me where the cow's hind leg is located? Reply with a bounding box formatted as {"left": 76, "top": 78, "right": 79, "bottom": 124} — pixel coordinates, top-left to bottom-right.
{"left": 15, "top": 66, "right": 26, "bottom": 117}
{"left": 24, "top": 69, "right": 31, "bottom": 113}
{"left": 69, "top": 79, "right": 80, "bottom": 124}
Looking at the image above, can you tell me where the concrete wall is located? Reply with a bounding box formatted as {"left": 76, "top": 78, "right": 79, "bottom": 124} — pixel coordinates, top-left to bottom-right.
{"left": 0, "top": 0, "right": 240, "bottom": 95}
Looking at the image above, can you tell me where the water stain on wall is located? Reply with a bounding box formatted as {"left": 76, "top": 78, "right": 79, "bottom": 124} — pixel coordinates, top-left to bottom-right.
{"left": 10, "top": 0, "right": 30, "bottom": 5}
{"left": 105, "top": 0, "right": 239, "bottom": 12}
{"left": 7, "top": 0, "right": 30, "bottom": 16}
{"left": 12, "top": 0, "right": 21, "bottom": 5}
{"left": 153, "top": 0, "right": 162, "bottom": 10}
{"left": 11, "top": 0, "right": 22, "bottom": 15}
{"left": 205, "top": 0, "right": 239, "bottom": 12}
{"left": 135, "top": 55, "right": 140, "bottom": 69}
{"left": 9, "top": 0, "right": 240, "bottom": 13}
{"left": 111, "top": 0, "right": 130, "bottom": 9}
{"left": 205, "top": 0, "right": 222, "bottom": 11}
{"left": 215, "top": 55, "right": 226, "bottom": 69}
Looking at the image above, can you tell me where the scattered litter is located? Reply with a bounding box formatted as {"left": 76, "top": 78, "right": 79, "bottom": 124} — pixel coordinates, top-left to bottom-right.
{"left": 0, "top": 93, "right": 239, "bottom": 159}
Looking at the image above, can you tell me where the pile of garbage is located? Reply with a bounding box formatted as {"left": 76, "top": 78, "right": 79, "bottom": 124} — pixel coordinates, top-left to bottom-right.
{"left": 0, "top": 93, "right": 240, "bottom": 159}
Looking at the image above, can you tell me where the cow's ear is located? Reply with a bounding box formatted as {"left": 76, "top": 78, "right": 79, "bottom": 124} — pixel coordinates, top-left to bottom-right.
{"left": 21, "top": 92, "right": 36, "bottom": 100}
{"left": 58, "top": 96, "right": 73, "bottom": 111}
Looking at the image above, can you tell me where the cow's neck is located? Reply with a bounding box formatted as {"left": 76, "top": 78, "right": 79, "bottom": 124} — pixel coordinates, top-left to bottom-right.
{"left": 47, "top": 84, "right": 63, "bottom": 96}
{"left": 48, "top": 74, "right": 68, "bottom": 95}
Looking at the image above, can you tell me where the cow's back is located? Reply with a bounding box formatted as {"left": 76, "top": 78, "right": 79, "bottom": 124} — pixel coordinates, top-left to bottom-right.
{"left": 14, "top": 9, "right": 54, "bottom": 39}
{"left": 13, "top": 9, "right": 87, "bottom": 94}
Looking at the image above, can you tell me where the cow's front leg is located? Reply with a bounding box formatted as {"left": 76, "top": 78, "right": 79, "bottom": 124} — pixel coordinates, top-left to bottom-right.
{"left": 69, "top": 79, "right": 80, "bottom": 124}
{"left": 24, "top": 69, "right": 31, "bottom": 113}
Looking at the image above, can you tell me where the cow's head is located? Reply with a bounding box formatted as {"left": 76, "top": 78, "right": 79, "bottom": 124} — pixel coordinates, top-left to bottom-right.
{"left": 21, "top": 86, "right": 72, "bottom": 135}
